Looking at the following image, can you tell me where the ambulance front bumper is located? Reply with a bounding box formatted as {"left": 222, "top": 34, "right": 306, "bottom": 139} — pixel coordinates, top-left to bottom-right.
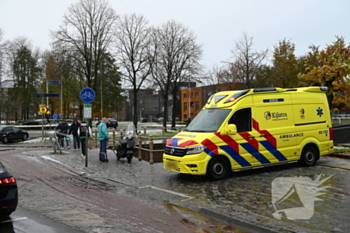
{"left": 163, "top": 152, "right": 209, "bottom": 175}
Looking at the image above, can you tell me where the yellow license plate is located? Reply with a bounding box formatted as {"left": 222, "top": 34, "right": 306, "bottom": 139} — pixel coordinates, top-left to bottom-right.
{"left": 165, "top": 161, "right": 178, "bottom": 170}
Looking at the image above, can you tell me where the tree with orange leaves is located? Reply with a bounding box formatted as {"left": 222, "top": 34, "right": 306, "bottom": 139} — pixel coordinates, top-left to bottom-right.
{"left": 298, "top": 36, "right": 350, "bottom": 111}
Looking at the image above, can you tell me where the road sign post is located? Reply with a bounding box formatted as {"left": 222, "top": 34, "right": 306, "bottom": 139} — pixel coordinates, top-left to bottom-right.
{"left": 80, "top": 87, "right": 95, "bottom": 103}
{"left": 80, "top": 87, "right": 95, "bottom": 168}
{"left": 84, "top": 104, "right": 92, "bottom": 119}
{"left": 36, "top": 93, "right": 60, "bottom": 97}
{"left": 48, "top": 80, "right": 61, "bottom": 85}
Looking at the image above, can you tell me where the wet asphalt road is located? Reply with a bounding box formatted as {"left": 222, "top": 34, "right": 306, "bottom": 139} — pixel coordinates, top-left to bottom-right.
{"left": 0, "top": 207, "right": 84, "bottom": 233}
{"left": 2, "top": 130, "right": 350, "bottom": 232}
{"left": 1, "top": 144, "right": 254, "bottom": 233}
{"left": 31, "top": 145, "right": 350, "bottom": 232}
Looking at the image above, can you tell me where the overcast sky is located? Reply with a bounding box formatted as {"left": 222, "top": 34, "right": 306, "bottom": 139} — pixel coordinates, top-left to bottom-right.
{"left": 1, "top": 0, "right": 350, "bottom": 71}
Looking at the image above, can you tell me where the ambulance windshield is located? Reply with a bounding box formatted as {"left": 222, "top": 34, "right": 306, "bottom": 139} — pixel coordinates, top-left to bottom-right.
{"left": 185, "top": 109, "right": 231, "bottom": 132}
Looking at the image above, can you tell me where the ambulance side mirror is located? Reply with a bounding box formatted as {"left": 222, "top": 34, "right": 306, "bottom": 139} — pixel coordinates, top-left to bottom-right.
{"left": 225, "top": 124, "right": 237, "bottom": 135}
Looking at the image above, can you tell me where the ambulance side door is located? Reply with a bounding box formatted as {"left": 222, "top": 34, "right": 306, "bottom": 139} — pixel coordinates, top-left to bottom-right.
{"left": 252, "top": 94, "right": 296, "bottom": 164}
{"left": 226, "top": 107, "right": 259, "bottom": 169}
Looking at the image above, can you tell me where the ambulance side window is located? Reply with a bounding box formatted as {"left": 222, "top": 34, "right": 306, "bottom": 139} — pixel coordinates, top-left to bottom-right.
{"left": 229, "top": 108, "right": 252, "bottom": 133}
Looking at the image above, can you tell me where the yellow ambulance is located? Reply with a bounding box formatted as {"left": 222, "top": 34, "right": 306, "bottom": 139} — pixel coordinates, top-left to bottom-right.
{"left": 163, "top": 86, "right": 334, "bottom": 180}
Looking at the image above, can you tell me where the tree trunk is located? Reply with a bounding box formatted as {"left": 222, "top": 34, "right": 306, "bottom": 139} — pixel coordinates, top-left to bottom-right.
{"left": 133, "top": 89, "right": 138, "bottom": 130}
{"left": 171, "top": 91, "right": 177, "bottom": 129}
{"left": 163, "top": 97, "right": 168, "bottom": 132}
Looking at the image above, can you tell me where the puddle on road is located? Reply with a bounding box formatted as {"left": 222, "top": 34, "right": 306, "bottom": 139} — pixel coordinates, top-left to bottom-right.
{"left": 164, "top": 202, "right": 252, "bottom": 233}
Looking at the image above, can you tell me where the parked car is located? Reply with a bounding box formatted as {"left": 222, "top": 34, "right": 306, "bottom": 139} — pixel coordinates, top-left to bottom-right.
{"left": 0, "top": 161, "right": 18, "bottom": 217}
{"left": 95, "top": 118, "right": 118, "bottom": 129}
{"left": 107, "top": 118, "right": 118, "bottom": 129}
{"left": 0, "top": 126, "right": 29, "bottom": 144}
{"left": 140, "top": 118, "right": 148, "bottom": 123}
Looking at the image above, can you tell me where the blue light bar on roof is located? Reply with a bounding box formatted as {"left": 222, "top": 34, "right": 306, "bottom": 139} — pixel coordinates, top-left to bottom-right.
{"left": 215, "top": 95, "right": 228, "bottom": 103}
{"left": 224, "top": 90, "right": 249, "bottom": 104}
{"left": 254, "top": 88, "right": 277, "bottom": 92}
{"left": 206, "top": 95, "right": 214, "bottom": 104}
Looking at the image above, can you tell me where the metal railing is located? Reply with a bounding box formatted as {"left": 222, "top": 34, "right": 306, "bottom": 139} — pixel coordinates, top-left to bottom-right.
{"left": 332, "top": 114, "right": 350, "bottom": 124}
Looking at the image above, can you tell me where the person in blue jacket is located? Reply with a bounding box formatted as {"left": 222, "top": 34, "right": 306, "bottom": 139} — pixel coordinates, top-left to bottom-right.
{"left": 97, "top": 117, "right": 109, "bottom": 162}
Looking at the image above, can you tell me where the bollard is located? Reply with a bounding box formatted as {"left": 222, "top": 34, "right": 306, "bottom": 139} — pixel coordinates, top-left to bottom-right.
{"left": 94, "top": 128, "right": 97, "bottom": 148}
{"left": 112, "top": 128, "right": 116, "bottom": 149}
{"left": 138, "top": 137, "right": 142, "bottom": 161}
{"left": 120, "top": 130, "right": 124, "bottom": 140}
{"left": 149, "top": 136, "right": 154, "bottom": 165}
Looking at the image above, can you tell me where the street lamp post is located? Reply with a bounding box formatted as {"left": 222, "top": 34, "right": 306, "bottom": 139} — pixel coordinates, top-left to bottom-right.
{"left": 188, "top": 84, "right": 191, "bottom": 120}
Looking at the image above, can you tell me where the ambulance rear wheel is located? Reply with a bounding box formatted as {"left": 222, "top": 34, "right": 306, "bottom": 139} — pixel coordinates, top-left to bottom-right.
{"left": 300, "top": 146, "right": 317, "bottom": 166}
{"left": 207, "top": 157, "right": 229, "bottom": 180}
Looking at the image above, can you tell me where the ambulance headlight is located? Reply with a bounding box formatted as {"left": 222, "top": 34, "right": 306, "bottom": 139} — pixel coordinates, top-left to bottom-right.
{"left": 186, "top": 145, "right": 205, "bottom": 155}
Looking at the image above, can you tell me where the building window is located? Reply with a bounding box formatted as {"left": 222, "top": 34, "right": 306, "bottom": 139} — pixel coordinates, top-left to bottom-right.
{"left": 195, "top": 92, "right": 199, "bottom": 97}
{"left": 190, "top": 102, "right": 194, "bottom": 107}
{"left": 184, "top": 93, "right": 187, "bottom": 98}
{"left": 184, "top": 102, "right": 187, "bottom": 112}
{"left": 195, "top": 101, "right": 199, "bottom": 112}
{"left": 184, "top": 114, "right": 187, "bottom": 119}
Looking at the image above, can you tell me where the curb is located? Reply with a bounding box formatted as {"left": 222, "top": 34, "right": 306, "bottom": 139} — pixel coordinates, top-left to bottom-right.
{"left": 330, "top": 153, "right": 350, "bottom": 159}
{"left": 198, "top": 208, "right": 278, "bottom": 233}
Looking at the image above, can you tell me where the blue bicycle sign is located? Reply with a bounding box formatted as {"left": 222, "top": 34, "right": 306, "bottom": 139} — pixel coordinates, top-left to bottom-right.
{"left": 80, "top": 87, "right": 95, "bottom": 103}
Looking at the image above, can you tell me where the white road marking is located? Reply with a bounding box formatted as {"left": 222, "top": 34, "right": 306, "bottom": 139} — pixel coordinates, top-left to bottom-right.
{"left": 140, "top": 185, "right": 194, "bottom": 201}
{"left": 0, "top": 217, "right": 28, "bottom": 223}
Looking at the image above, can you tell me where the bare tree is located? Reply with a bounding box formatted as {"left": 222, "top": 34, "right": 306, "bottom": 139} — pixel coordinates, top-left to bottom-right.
{"left": 150, "top": 20, "right": 203, "bottom": 129}
{"left": 202, "top": 65, "right": 244, "bottom": 93}
{"left": 113, "top": 13, "right": 152, "bottom": 129}
{"left": 226, "top": 33, "right": 268, "bottom": 88}
{"left": 51, "top": 0, "right": 118, "bottom": 93}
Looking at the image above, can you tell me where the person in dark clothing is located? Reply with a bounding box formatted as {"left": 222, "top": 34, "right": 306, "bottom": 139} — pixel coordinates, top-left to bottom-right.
{"left": 69, "top": 119, "right": 81, "bottom": 150}
{"left": 78, "top": 121, "right": 92, "bottom": 158}
{"left": 54, "top": 119, "right": 70, "bottom": 149}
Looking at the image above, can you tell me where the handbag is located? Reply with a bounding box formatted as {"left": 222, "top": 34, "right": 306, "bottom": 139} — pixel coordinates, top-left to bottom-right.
{"left": 88, "top": 140, "right": 93, "bottom": 150}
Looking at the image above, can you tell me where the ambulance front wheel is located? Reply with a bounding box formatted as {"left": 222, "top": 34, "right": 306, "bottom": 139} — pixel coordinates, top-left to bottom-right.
{"left": 300, "top": 146, "right": 317, "bottom": 166}
{"left": 206, "top": 157, "right": 229, "bottom": 180}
